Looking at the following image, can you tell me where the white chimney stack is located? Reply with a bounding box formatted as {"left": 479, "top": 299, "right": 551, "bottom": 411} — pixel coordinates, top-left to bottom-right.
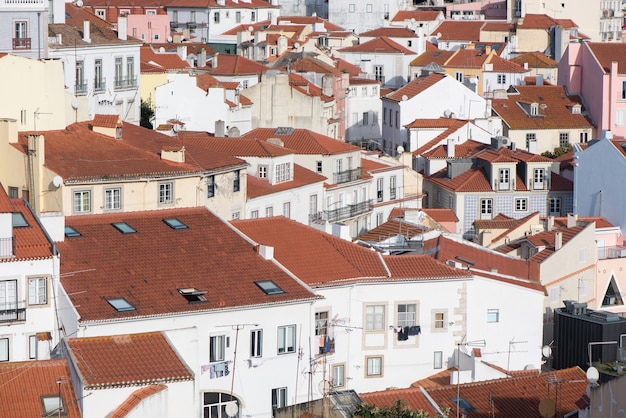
{"left": 447, "top": 138, "right": 455, "bottom": 158}
{"left": 83, "top": 20, "right": 91, "bottom": 43}
{"left": 118, "top": 15, "right": 127, "bottom": 41}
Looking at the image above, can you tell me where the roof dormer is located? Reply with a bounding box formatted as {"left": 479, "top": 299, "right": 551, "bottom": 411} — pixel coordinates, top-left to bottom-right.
{"left": 91, "top": 114, "right": 123, "bottom": 139}
{"left": 530, "top": 102, "right": 539, "bottom": 116}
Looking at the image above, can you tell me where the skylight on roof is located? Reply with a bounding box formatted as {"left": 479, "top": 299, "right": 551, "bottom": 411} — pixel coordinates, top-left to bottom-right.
{"left": 255, "top": 280, "right": 285, "bottom": 295}
{"left": 112, "top": 222, "right": 137, "bottom": 234}
{"left": 42, "top": 396, "right": 64, "bottom": 415}
{"left": 451, "top": 397, "right": 475, "bottom": 413}
{"left": 12, "top": 213, "right": 28, "bottom": 228}
{"left": 107, "top": 298, "right": 136, "bottom": 312}
{"left": 163, "top": 218, "right": 188, "bottom": 229}
{"left": 64, "top": 226, "right": 81, "bottom": 237}
{"left": 274, "top": 126, "right": 294, "bottom": 136}
{"left": 178, "top": 288, "right": 208, "bottom": 304}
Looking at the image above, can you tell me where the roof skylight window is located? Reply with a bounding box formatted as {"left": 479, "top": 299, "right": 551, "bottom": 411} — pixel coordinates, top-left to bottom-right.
{"left": 107, "top": 298, "right": 136, "bottom": 312}
{"left": 112, "top": 222, "right": 137, "bottom": 234}
{"left": 255, "top": 280, "right": 285, "bottom": 295}
{"left": 274, "top": 126, "right": 294, "bottom": 136}
{"left": 178, "top": 288, "right": 208, "bottom": 304}
{"left": 12, "top": 213, "right": 28, "bottom": 228}
{"left": 163, "top": 218, "right": 188, "bottom": 229}
{"left": 450, "top": 397, "right": 475, "bottom": 413}
{"left": 64, "top": 226, "right": 81, "bottom": 237}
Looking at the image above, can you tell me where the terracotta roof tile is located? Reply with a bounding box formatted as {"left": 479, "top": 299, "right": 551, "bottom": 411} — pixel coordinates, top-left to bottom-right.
{"left": 287, "top": 56, "right": 343, "bottom": 74}
{"left": 420, "top": 139, "right": 489, "bottom": 159}
{"left": 334, "top": 57, "right": 363, "bottom": 76}
{"left": 276, "top": 15, "right": 345, "bottom": 31}
{"left": 287, "top": 72, "right": 334, "bottom": 102}
{"left": 356, "top": 219, "right": 430, "bottom": 243}
{"left": 246, "top": 164, "right": 326, "bottom": 198}
{"left": 409, "top": 49, "right": 454, "bottom": 67}
{"left": 392, "top": 10, "right": 441, "bottom": 22}
{"left": 168, "top": 0, "right": 279, "bottom": 8}
{"left": 444, "top": 48, "right": 491, "bottom": 69}
{"left": 0, "top": 185, "right": 13, "bottom": 212}
{"left": 8, "top": 198, "right": 55, "bottom": 262}
{"left": 487, "top": 54, "right": 528, "bottom": 73}
{"left": 509, "top": 51, "right": 558, "bottom": 68}
{"left": 339, "top": 36, "right": 416, "bottom": 55}
{"left": 587, "top": 42, "right": 626, "bottom": 73}
{"left": 481, "top": 22, "right": 515, "bottom": 32}
{"left": 349, "top": 77, "right": 381, "bottom": 85}
{"left": 207, "top": 53, "right": 269, "bottom": 75}
{"left": 385, "top": 73, "right": 446, "bottom": 102}
{"left": 426, "top": 167, "right": 496, "bottom": 193}
{"left": 518, "top": 13, "right": 562, "bottom": 29}
{"left": 109, "top": 384, "right": 168, "bottom": 418}
{"left": 525, "top": 225, "right": 586, "bottom": 263}
{"left": 359, "top": 27, "right": 419, "bottom": 38}
{"left": 384, "top": 254, "right": 472, "bottom": 279}
{"left": 184, "top": 136, "right": 293, "bottom": 157}
{"left": 553, "top": 216, "right": 614, "bottom": 229}
{"left": 93, "top": 114, "right": 121, "bottom": 128}
{"left": 140, "top": 45, "right": 191, "bottom": 71}
{"left": 67, "top": 332, "right": 193, "bottom": 389}
{"left": 421, "top": 208, "right": 458, "bottom": 223}
{"left": 360, "top": 386, "right": 438, "bottom": 416}
{"left": 0, "top": 359, "right": 81, "bottom": 418}
{"left": 242, "top": 128, "right": 362, "bottom": 155}
{"left": 57, "top": 208, "right": 318, "bottom": 322}
{"left": 433, "top": 21, "right": 484, "bottom": 42}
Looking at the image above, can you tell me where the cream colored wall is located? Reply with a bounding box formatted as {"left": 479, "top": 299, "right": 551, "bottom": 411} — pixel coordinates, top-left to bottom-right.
{"left": 443, "top": 66, "right": 484, "bottom": 95}
{"left": 507, "top": 128, "right": 593, "bottom": 154}
{"left": 140, "top": 73, "right": 169, "bottom": 106}
{"left": 205, "top": 170, "right": 247, "bottom": 221}
{"left": 480, "top": 30, "right": 510, "bottom": 43}
{"left": 516, "top": 28, "right": 549, "bottom": 54}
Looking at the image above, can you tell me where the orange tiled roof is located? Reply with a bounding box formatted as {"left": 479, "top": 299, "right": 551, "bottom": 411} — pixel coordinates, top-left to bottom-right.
{"left": 207, "top": 53, "right": 269, "bottom": 75}
{"left": 359, "top": 27, "right": 419, "bottom": 38}
{"left": 434, "top": 21, "right": 484, "bottom": 42}
{"left": 168, "top": 0, "right": 279, "bottom": 8}
{"left": 356, "top": 219, "right": 430, "bottom": 243}
{"left": 518, "top": 14, "right": 577, "bottom": 30}
{"left": 421, "top": 208, "right": 458, "bottom": 223}
{"left": 334, "top": 57, "right": 363, "bottom": 76}
{"left": 109, "top": 384, "right": 168, "bottom": 418}
{"left": 57, "top": 208, "right": 318, "bottom": 321}
{"left": 360, "top": 386, "right": 438, "bottom": 416}
{"left": 586, "top": 42, "right": 626, "bottom": 73}
{"left": 287, "top": 72, "right": 334, "bottom": 102}
{"left": 384, "top": 72, "right": 446, "bottom": 102}
{"left": 420, "top": 140, "right": 489, "bottom": 159}
{"left": 67, "top": 333, "right": 193, "bottom": 389}
{"left": 338, "top": 36, "right": 416, "bottom": 55}
{"left": 553, "top": 216, "right": 614, "bottom": 229}
{"left": 276, "top": 15, "right": 345, "bottom": 31}
{"left": 481, "top": 22, "right": 515, "bottom": 32}
{"left": 487, "top": 54, "right": 528, "bottom": 73}
{"left": 246, "top": 165, "right": 327, "bottom": 199}
{"left": 444, "top": 48, "right": 491, "bottom": 69}
{"left": 509, "top": 51, "right": 558, "bottom": 68}
{"left": 0, "top": 185, "right": 13, "bottom": 212}
{"left": 491, "top": 85, "right": 593, "bottom": 130}
{"left": 392, "top": 10, "right": 441, "bottom": 22}
{"left": 140, "top": 45, "right": 191, "bottom": 72}
{"left": 93, "top": 114, "right": 121, "bottom": 128}
{"left": 525, "top": 225, "right": 585, "bottom": 263}
{"left": 288, "top": 56, "right": 343, "bottom": 75}
{"left": 8, "top": 198, "right": 55, "bottom": 262}
{"left": 350, "top": 77, "right": 381, "bottom": 85}
{"left": 410, "top": 49, "right": 454, "bottom": 67}
{"left": 184, "top": 136, "right": 293, "bottom": 157}
{"left": 0, "top": 359, "right": 82, "bottom": 418}
{"left": 243, "top": 128, "right": 362, "bottom": 155}
{"left": 384, "top": 254, "right": 472, "bottom": 279}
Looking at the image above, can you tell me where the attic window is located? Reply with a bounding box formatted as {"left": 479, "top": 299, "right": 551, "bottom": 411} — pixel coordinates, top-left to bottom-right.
{"left": 107, "top": 298, "right": 136, "bottom": 312}
{"left": 64, "top": 226, "right": 81, "bottom": 237}
{"left": 450, "top": 397, "right": 476, "bottom": 413}
{"left": 42, "top": 396, "right": 65, "bottom": 416}
{"left": 255, "top": 280, "right": 285, "bottom": 295}
{"left": 12, "top": 213, "right": 28, "bottom": 228}
{"left": 530, "top": 103, "right": 539, "bottom": 116}
{"left": 163, "top": 218, "right": 188, "bottom": 229}
{"left": 111, "top": 222, "right": 136, "bottom": 234}
{"left": 274, "top": 126, "right": 294, "bottom": 135}
{"left": 178, "top": 288, "right": 208, "bottom": 304}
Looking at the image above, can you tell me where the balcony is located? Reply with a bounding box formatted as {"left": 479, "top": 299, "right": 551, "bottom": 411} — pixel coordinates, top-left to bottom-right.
{"left": 114, "top": 76, "right": 138, "bottom": 90}
{"left": 598, "top": 246, "right": 626, "bottom": 260}
{"left": 170, "top": 21, "right": 179, "bottom": 28}
{"left": 325, "top": 199, "right": 373, "bottom": 223}
{"left": 0, "top": 302, "right": 26, "bottom": 323}
{"left": 94, "top": 77, "right": 106, "bottom": 93}
{"left": 0, "top": 236, "right": 14, "bottom": 258}
{"left": 75, "top": 81, "right": 87, "bottom": 96}
{"left": 12, "top": 37, "right": 31, "bottom": 50}
{"left": 332, "top": 167, "right": 361, "bottom": 184}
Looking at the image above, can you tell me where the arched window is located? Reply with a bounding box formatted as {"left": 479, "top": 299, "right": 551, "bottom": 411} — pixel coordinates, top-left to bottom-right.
{"left": 202, "top": 392, "right": 239, "bottom": 418}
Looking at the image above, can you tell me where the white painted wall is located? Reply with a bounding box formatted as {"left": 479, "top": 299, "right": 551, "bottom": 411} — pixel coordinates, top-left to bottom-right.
{"left": 338, "top": 51, "right": 417, "bottom": 90}
{"left": 345, "top": 83, "right": 383, "bottom": 144}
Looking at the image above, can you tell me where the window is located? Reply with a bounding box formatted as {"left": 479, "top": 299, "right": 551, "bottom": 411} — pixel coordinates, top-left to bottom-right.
{"left": 73, "top": 190, "right": 91, "bottom": 213}
{"left": 434, "top": 351, "right": 443, "bottom": 369}
{"left": 75, "top": 60, "right": 85, "bottom": 93}
{"left": 14, "top": 21, "right": 28, "bottom": 49}
{"left": 255, "top": 280, "right": 284, "bottom": 295}
{"left": 376, "top": 212, "right": 383, "bottom": 226}
{"left": 548, "top": 197, "right": 561, "bottom": 216}
{"left": 348, "top": 3, "right": 355, "bottom": 12}
{"left": 8, "top": 187, "right": 18, "bottom": 199}
{"left": 366, "top": 3, "right": 373, "bottom": 12}
{"left": 498, "top": 168, "right": 510, "bottom": 190}
{"left": 309, "top": 194, "right": 317, "bottom": 218}
{"left": 497, "top": 74, "right": 506, "bottom": 84}
{"left": 159, "top": 182, "right": 173, "bottom": 204}
{"left": 12, "top": 213, "right": 27, "bottom": 228}
{"left": 530, "top": 103, "right": 539, "bottom": 116}
{"left": 455, "top": 71, "right": 464, "bottom": 82}
{"left": 202, "top": 393, "right": 239, "bottom": 418}
{"left": 94, "top": 59, "right": 103, "bottom": 91}
{"left": 233, "top": 170, "right": 241, "bottom": 192}
{"left": 515, "top": 198, "right": 528, "bottom": 212}
{"left": 64, "top": 226, "right": 81, "bottom": 237}
{"left": 28, "top": 278, "right": 47, "bottom": 305}
{"left": 533, "top": 168, "right": 545, "bottom": 189}
{"left": 251, "top": 329, "right": 263, "bottom": 357}
{"left": 377, "top": 178, "right": 384, "bottom": 202}
{"left": 178, "top": 288, "right": 207, "bottom": 304}
{"left": 316, "top": 161, "right": 322, "bottom": 173}
{"left": 315, "top": 311, "right": 329, "bottom": 336}
{"left": 207, "top": 176, "right": 215, "bottom": 198}
{"left": 95, "top": 9, "right": 105, "bottom": 18}
{"left": 395, "top": 111, "right": 399, "bottom": 128}
{"left": 559, "top": 132, "right": 569, "bottom": 147}
{"left": 104, "top": 188, "right": 121, "bottom": 210}
{"left": 214, "top": 12, "right": 220, "bottom": 23}
{"left": 433, "top": 311, "right": 446, "bottom": 330}
{"left": 277, "top": 325, "right": 296, "bottom": 354}
{"left": 0, "top": 338, "right": 7, "bottom": 362}
{"left": 390, "top": 175, "right": 397, "bottom": 200}
{"left": 146, "top": 9, "right": 156, "bottom": 15}
{"left": 365, "top": 305, "right": 384, "bottom": 331}
{"left": 526, "top": 133, "right": 536, "bottom": 151}
{"left": 487, "top": 309, "right": 499, "bottom": 323}
{"left": 29, "top": 335, "right": 37, "bottom": 359}
{"left": 210, "top": 335, "right": 226, "bottom": 362}
{"left": 232, "top": 211, "right": 240, "bottom": 220}
{"left": 115, "top": 57, "right": 122, "bottom": 87}
{"left": 617, "top": 109, "right": 626, "bottom": 126}
{"left": 283, "top": 202, "right": 290, "bottom": 218}
{"left": 332, "top": 364, "right": 345, "bottom": 387}
{"left": 258, "top": 165, "right": 268, "bottom": 179}
{"left": 251, "top": 11, "right": 256, "bottom": 21}
{"left": 397, "top": 303, "right": 416, "bottom": 327}
{"left": 251, "top": 210, "right": 258, "bottom": 218}
{"left": 275, "top": 163, "right": 291, "bottom": 183}
{"left": 383, "top": 108, "right": 387, "bottom": 124}
{"left": 126, "top": 56, "right": 134, "bottom": 83}
{"left": 580, "top": 132, "right": 589, "bottom": 143}
{"left": 272, "top": 387, "right": 287, "bottom": 410}
{"left": 112, "top": 222, "right": 136, "bottom": 234}
{"left": 366, "top": 356, "right": 382, "bottom": 376}
{"left": 362, "top": 111, "right": 369, "bottom": 125}
{"left": 163, "top": 218, "right": 188, "bottom": 229}
{"left": 336, "top": 159, "right": 342, "bottom": 174}
{"left": 265, "top": 206, "right": 273, "bottom": 217}
{"left": 480, "top": 198, "right": 493, "bottom": 217}
{"left": 374, "top": 65, "right": 384, "bottom": 82}
{"left": 235, "top": 11, "right": 241, "bottom": 22}
{"left": 107, "top": 297, "right": 136, "bottom": 312}
{"left": 549, "top": 287, "right": 559, "bottom": 303}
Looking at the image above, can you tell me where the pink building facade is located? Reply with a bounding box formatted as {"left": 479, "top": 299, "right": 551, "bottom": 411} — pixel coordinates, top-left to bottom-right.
{"left": 446, "top": 0, "right": 507, "bottom": 20}
{"left": 127, "top": 14, "right": 170, "bottom": 44}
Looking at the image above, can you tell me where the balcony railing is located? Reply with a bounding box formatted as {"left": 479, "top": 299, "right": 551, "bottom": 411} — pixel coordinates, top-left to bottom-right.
{"left": 598, "top": 246, "right": 626, "bottom": 260}
{"left": 94, "top": 77, "right": 106, "bottom": 93}
{"left": 75, "top": 81, "right": 87, "bottom": 96}
{"left": 332, "top": 167, "right": 361, "bottom": 184}
{"left": 0, "top": 301, "right": 26, "bottom": 323}
{"left": 114, "top": 76, "right": 138, "bottom": 90}
{"left": 0, "top": 236, "right": 14, "bottom": 258}
{"left": 12, "top": 38, "right": 31, "bottom": 50}
{"left": 325, "top": 199, "right": 373, "bottom": 223}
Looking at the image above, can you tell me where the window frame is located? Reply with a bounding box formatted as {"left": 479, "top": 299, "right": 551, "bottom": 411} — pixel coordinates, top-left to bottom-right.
{"left": 28, "top": 277, "right": 47, "bottom": 306}
{"left": 432, "top": 310, "right": 447, "bottom": 332}
{"left": 559, "top": 132, "right": 570, "bottom": 147}
{"left": 158, "top": 182, "right": 174, "bottom": 205}
{"left": 480, "top": 198, "right": 493, "bottom": 217}
{"left": 315, "top": 311, "right": 329, "bottom": 336}
{"left": 397, "top": 303, "right": 417, "bottom": 328}
{"left": 365, "top": 356, "right": 383, "bottom": 377}
{"left": 258, "top": 165, "right": 268, "bottom": 179}
{"left": 434, "top": 351, "right": 443, "bottom": 369}
{"left": 365, "top": 304, "right": 385, "bottom": 331}
{"left": 515, "top": 198, "right": 528, "bottom": 212}
{"left": 0, "top": 338, "right": 9, "bottom": 362}
{"left": 210, "top": 335, "right": 226, "bottom": 363}
{"left": 104, "top": 187, "right": 122, "bottom": 211}
{"left": 283, "top": 201, "right": 290, "bottom": 218}
{"left": 332, "top": 363, "right": 345, "bottom": 388}
{"left": 498, "top": 168, "right": 510, "bottom": 190}
{"left": 271, "top": 387, "right": 287, "bottom": 409}
{"left": 29, "top": 334, "right": 37, "bottom": 359}
{"left": 73, "top": 190, "right": 91, "bottom": 214}
{"left": 250, "top": 329, "right": 263, "bottom": 358}
{"left": 277, "top": 324, "right": 296, "bottom": 354}
{"left": 548, "top": 197, "right": 562, "bottom": 216}
{"left": 233, "top": 170, "right": 241, "bottom": 192}
{"left": 487, "top": 309, "right": 500, "bottom": 323}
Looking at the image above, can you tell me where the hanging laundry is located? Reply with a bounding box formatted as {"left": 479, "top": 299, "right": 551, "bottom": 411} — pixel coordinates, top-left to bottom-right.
{"left": 408, "top": 325, "right": 421, "bottom": 336}
{"left": 397, "top": 327, "right": 408, "bottom": 341}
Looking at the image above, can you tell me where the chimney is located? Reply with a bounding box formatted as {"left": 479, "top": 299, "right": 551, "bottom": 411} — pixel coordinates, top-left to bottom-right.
{"left": 0, "top": 118, "right": 18, "bottom": 144}
{"left": 161, "top": 147, "right": 186, "bottom": 163}
{"left": 83, "top": 20, "right": 91, "bottom": 43}
{"left": 256, "top": 244, "right": 274, "bottom": 260}
{"left": 547, "top": 215, "right": 554, "bottom": 231}
{"left": 215, "top": 120, "right": 225, "bottom": 137}
{"left": 177, "top": 45, "right": 187, "bottom": 61}
{"left": 536, "top": 74, "right": 543, "bottom": 86}
{"left": 447, "top": 138, "right": 454, "bottom": 158}
{"left": 212, "top": 52, "right": 218, "bottom": 69}
{"left": 271, "top": 14, "right": 277, "bottom": 26}
{"left": 567, "top": 213, "right": 578, "bottom": 228}
{"left": 117, "top": 15, "right": 127, "bottom": 40}
{"left": 554, "top": 231, "right": 562, "bottom": 251}
{"left": 277, "top": 35, "right": 288, "bottom": 56}
{"left": 198, "top": 49, "right": 207, "bottom": 68}
{"left": 523, "top": 62, "right": 529, "bottom": 70}
{"left": 56, "top": 33, "right": 62, "bottom": 45}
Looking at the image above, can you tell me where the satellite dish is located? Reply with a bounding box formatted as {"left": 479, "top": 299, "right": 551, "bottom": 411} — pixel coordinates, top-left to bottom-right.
{"left": 436, "top": 32, "right": 442, "bottom": 39}
{"left": 318, "top": 380, "right": 332, "bottom": 395}
{"left": 294, "top": 42, "right": 300, "bottom": 49}
{"left": 167, "top": 36, "right": 173, "bottom": 43}
{"left": 401, "top": 94, "right": 408, "bottom": 101}
{"left": 52, "top": 175, "right": 63, "bottom": 188}
{"left": 397, "top": 145, "right": 405, "bottom": 154}
{"left": 248, "top": 26, "right": 254, "bottom": 32}
{"left": 443, "top": 109, "right": 452, "bottom": 118}
{"left": 587, "top": 366, "right": 599, "bottom": 385}
{"left": 541, "top": 345, "right": 552, "bottom": 359}
{"left": 538, "top": 398, "right": 556, "bottom": 418}
{"left": 75, "top": 0, "right": 83, "bottom": 6}
{"left": 71, "top": 97, "right": 80, "bottom": 110}
{"left": 225, "top": 402, "right": 238, "bottom": 417}
{"left": 524, "top": 364, "right": 537, "bottom": 370}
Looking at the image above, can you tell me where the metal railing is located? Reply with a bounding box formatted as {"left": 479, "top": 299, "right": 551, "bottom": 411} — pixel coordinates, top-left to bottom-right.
{"left": 0, "top": 302, "right": 26, "bottom": 323}
{"left": 94, "top": 77, "right": 106, "bottom": 93}
{"left": 325, "top": 200, "right": 373, "bottom": 223}
{"left": 598, "top": 246, "right": 626, "bottom": 260}
{"left": 332, "top": 167, "right": 361, "bottom": 184}
{"left": 12, "top": 38, "right": 31, "bottom": 50}
{"left": 114, "top": 76, "right": 137, "bottom": 90}
{"left": 75, "top": 81, "right": 88, "bottom": 95}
